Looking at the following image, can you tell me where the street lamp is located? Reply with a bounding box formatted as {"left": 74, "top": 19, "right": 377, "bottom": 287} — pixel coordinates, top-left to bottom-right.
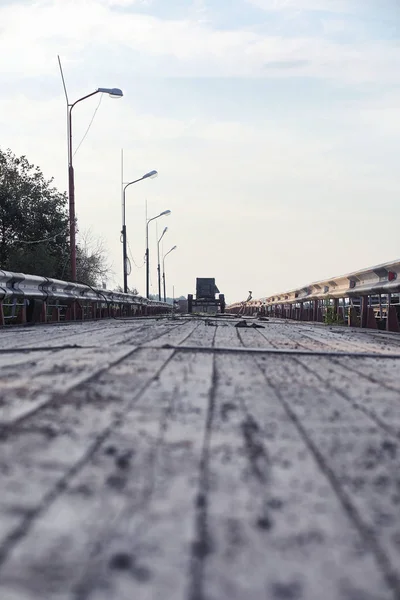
{"left": 122, "top": 170, "right": 158, "bottom": 293}
{"left": 66, "top": 86, "right": 123, "bottom": 281}
{"left": 162, "top": 245, "right": 177, "bottom": 303}
{"left": 157, "top": 226, "right": 168, "bottom": 301}
{"left": 146, "top": 210, "right": 171, "bottom": 299}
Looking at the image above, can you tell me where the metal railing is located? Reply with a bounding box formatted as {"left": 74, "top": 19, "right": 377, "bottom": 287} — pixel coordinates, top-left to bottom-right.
{"left": 0, "top": 270, "right": 172, "bottom": 326}
{"left": 226, "top": 259, "right": 400, "bottom": 332}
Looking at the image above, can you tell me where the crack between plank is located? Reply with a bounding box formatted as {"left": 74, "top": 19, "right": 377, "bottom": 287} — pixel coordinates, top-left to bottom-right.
{"left": 0, "top": 349, "right": 177, "bottom": 571}
{"left": 187, "top": 353, "right": 218, "bottom": 600}
{"left": 294, "top": 356, "right": 400, "bottom": 440}
{"left": 237, "top": 328, "right": 400, "bottom": 597}
{"left": 0, "top": 345, "right": 141, "bottom": 435}
{"left": 153, "top": 344, "right": 400, "bottom": 359}
{"left": 72, "top": 372, "right": 176, "bottom": 600}
{"left": 253, "top": 330, "right": 400, "bottom": 405}
{"left": 0, "top": 323, "right": 193, "bottom": 434}
{"left": 254, "top": 359, "right": 400, "bottom": 599}
{"left": 177, "top": 321, "right": 204, "bottom": 346}
{"left": 330, "top": 357, "right": 400, "bottom": 395}
{"left": 0, "top": 322, "right": 186, "bottom": 355}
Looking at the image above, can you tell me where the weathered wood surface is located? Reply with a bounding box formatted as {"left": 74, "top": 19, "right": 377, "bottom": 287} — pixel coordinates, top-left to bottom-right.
{"left": 0, "top": 316, "right": 400, "bottom": 600}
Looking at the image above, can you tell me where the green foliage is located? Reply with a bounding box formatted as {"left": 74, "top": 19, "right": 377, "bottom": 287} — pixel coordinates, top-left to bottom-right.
{"left": 0, "top": 148, "right": 69, "bottom": 278}
{"left": 323, "top": 299, "right": 345, "bottom": 326}
{"left": 0, "top": 148, "right": 111, "bottom": 285}
{"left": 114, "top": 284, "right": 139, "bottom": 295}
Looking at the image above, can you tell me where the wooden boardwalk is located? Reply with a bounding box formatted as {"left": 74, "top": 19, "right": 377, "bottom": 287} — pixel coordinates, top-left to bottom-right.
{"left": 0, "top": 315, "right": 400, "bottom": 600}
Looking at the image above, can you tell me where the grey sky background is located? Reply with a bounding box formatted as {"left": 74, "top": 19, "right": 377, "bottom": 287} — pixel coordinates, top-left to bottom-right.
{"left": 1, "top": 0, "right": 399, "bottom": 302}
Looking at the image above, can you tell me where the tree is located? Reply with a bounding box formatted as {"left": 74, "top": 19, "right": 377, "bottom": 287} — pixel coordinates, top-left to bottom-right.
{"left": 114, "top": 284, "right": 139, "bottom": 295}
{"left": 0, "top": 148, "right": 115, "bottom": 286}
{"left": 76, "top": 229, "right": 112, "bottom": 287}
{"left": 0, "top": 148, "right": 69, "bottom": 278}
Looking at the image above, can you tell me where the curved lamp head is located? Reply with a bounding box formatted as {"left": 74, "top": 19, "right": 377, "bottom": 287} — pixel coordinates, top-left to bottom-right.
{"left": 97, "top": 87, "right": 123, "bottom": 98}
{"left": 160, "top": 210, "right": 171, "bottom": 217}
{"left": 158, "top": 226, "right": 168, "bottom": 244}
{"left": 171, "top": 245, "right": 177, "bottom": 251}
{"left": 143, "top": 170, "right": 158, "bottom": 179}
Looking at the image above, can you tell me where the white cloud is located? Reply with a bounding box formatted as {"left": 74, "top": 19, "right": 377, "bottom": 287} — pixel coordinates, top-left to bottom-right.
{"left": 0, "top": 0, "right": 398, "bottom": 84}
{"left": 101, "top": 0, "right": 151, "bottom": 6}
{"left": 246, "top": 0, "right": 359, "bottom": 13}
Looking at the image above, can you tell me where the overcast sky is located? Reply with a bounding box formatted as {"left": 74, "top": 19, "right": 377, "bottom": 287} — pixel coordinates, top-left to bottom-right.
{"left": 1, "top": 0, "right": 399, "bottom": 302}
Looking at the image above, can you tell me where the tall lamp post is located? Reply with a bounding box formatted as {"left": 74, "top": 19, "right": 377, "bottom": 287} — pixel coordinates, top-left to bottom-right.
{"left": 66, "top": 86, "right": 123, "bottom": 281}
{"left": 146, "top": 210, "right": 171, "bottom": 299}
{"left": 122, "top": 170, "right": 158, "bottom": 293}
{"left": 157, "top": 226, "right": 168, "bottom": 301}
{"left": 162, "top": 245, "right": 177, "bottom": 303}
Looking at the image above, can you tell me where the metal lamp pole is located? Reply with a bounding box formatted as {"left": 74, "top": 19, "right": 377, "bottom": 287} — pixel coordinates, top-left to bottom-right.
{"left": 162, "top": 245, "right": 177, "bottom": 303}
{"left": 122, "top": 170, "right": 158, "bottom": 293}
{"left": 157, "top": 227, "right": 168, "bottom": 301}
{"left": 146, "top": 210, "right": 171, "bottom": 299}
{"left": 65, "top": 86, "right": 123, "bottom": 281}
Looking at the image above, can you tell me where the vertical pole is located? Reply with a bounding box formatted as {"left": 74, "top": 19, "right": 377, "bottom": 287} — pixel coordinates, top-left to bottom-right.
{"left": 157, "top": 239, "right": 162, "bottom": 301}
{"left": 122, "top": 181, "right": 129, "bottom": 292}
{"left": 121, "top": 150, "right": 128, "bottom": 293}
{"left": 146, "top": 230, "right": 150, "bottom": 299}
{"left": 145, "top": 200, "right": 148, "bottom": 298}
{"left": 163, "top": 268, "right": 166, "bottom": 303}
{"left": 68, "top": 107, "right": 76, "bottom": 281}
{"left": 122, "top": 221, "right": 128, "bottom": 293}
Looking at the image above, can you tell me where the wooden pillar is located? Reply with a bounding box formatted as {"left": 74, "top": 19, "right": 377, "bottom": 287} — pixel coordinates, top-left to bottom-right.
{"left": 333, "top": 298, "right": 339, "bottom": 318}
{"left": 361, "top": 296, "right": 377, "bottom": 329}
{"left": 51, "top": 307, "right": 60, "bottom": 322}
{"left": 41, "top": 302, "right": 47, "bottom": 323}
{"left": 312, "top": 300, "right": 318, "bottom": 322}
{"left": 386, "top": 295, "right": 399, "bottom": 332}
{"left": 366, "top": 307, "right": 378, "bottom": 329}
{"left": 360, "top": 297, "right": 368, "bottom": 328}
{"left": 16, "top": 300, "right": 27, "bottom": 324}
{"left": 348, "top": 305, "right": 358, "bottom": 327}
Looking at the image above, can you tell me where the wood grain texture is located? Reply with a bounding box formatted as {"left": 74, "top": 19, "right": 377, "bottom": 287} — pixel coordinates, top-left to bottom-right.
{"left": 0, "top": 316, "right": 399, "bottom": 600}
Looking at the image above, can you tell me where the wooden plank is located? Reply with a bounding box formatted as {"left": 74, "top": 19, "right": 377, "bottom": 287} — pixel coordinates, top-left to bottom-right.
{"left": 0, "top": 319, "right": 189, "bottom": 350}
{"left": 0, "top": 351, "right": 213, "bottom": 600}
{"left": 190, "top": 352, "right": 393, "bottom": 600}
{"left": 0, "top": 348, "right": 175, "bottom": 568}
{"left": 334, "top": 356, "right": 400, "bottom": 392}
{"left": 0, "top": 322, "right": 124, "bottom": 350}
{"left": 290, "top": 325, "right": 400, "bottom": 354}
{"left": 295, "top": 355, "right": 400, "bottom": 435}
{"left": 147, "top": 320, "right": 200, "bottom": 347}
{"left": 178, "top": 319, "right": 217, "bottom": 347}
{"left": 74, "top": 351, "right": 213, "bottom": 600}
{"left": 213, "top": 320, "right": 242, "bottom": 347}
{"left": 0, "top": 318, "right": 399, "bottom": 599}
{"left": 0, "top": 351, "right": 54, "bottom": 370}
{"left": 233, "top": 322, "right": 343, "bottom": 351}
{"left": 0, "top": 346, "right": 137, "bottom": 425}
{"left": 0, "top": 346, "right": 395, "bottom": 599}
{"left": 253, "top": 353, "right": 400, "bottom": 596}
{"left": 234, "top": 322, "right": 400, "bottom": 354}
{"left": 0, "top": 320, "right": 198, "bottom": 427}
